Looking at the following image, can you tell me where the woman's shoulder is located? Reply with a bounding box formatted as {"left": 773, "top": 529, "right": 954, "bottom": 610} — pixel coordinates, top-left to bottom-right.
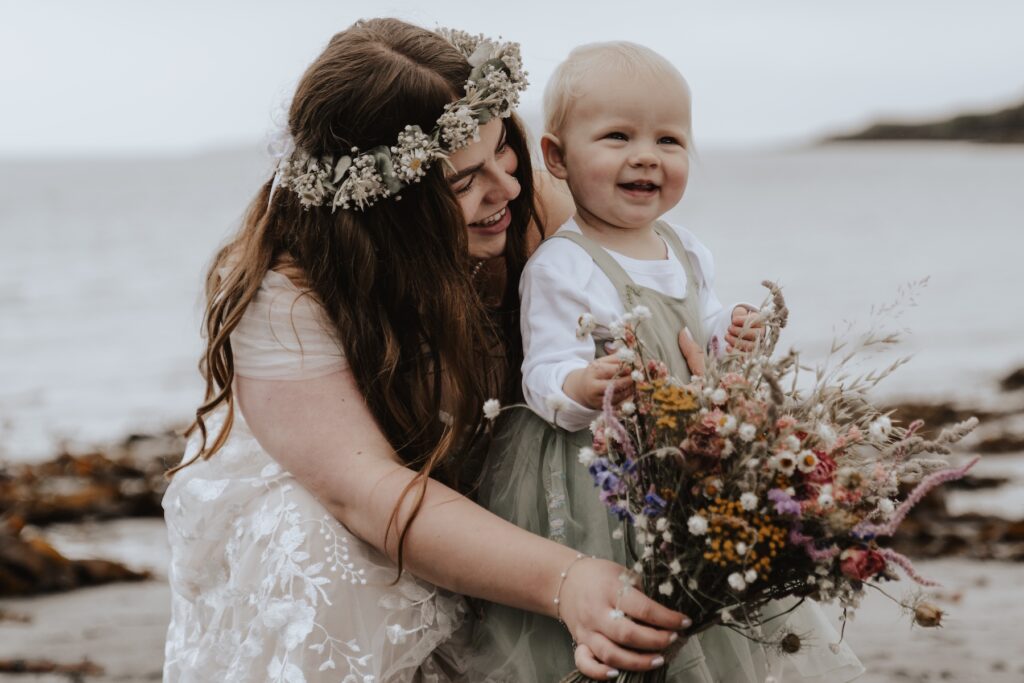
{"left": 232, "top": 267, "right": 347, "bottom": 380}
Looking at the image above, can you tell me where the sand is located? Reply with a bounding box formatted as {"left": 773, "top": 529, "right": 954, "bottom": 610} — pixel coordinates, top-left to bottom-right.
{"left": 0, "top": 518, "right": 1020, "bottom": 683}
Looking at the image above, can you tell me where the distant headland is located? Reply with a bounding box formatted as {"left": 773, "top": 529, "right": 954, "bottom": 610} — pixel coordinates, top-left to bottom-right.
{"left": 826, "top": 97, "right": 1024, "bottom": 144}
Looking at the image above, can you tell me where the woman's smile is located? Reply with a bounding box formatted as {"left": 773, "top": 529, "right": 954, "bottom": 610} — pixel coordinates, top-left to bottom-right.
{"left": 468, "top": 205, "right": 511, "bottom": 234}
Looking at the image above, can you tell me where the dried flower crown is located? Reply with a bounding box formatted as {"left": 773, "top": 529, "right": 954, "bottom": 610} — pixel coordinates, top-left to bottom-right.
{"left": 271, "top": 28, "right": 528, "bottom": 212}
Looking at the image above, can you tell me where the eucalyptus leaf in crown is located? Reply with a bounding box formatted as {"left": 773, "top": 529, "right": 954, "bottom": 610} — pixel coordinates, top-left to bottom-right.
{"left": 274, "top": 29, "right": 528, "bottom": 212}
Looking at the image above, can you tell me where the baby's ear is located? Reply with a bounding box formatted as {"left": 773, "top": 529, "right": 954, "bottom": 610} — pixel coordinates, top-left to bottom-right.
{"left": 540, "top": 134, "right": 569, "bottom": 180}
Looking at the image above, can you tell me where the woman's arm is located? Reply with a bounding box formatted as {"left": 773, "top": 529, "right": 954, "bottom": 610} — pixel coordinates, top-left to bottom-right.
{"left": 236, "top": 368, "right": 687, "bottom": 676}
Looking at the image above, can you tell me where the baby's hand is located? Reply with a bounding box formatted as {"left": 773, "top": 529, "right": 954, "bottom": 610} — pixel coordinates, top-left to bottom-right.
{"left": 563, "top": 356, "right": 635, "bottom": 410}
{"left": 726, "top": 305, "right": 765, "bottom": 353}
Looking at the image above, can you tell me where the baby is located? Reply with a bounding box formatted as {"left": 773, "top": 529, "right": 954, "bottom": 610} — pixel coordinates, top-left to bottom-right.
{"left": 474, "top": 42, "right": 793, "bottom": 681}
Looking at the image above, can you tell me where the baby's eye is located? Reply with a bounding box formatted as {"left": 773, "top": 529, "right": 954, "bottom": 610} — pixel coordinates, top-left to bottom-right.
{"left": 659, "top": 136, "right": 682, "bottom": 146}
{"left": 605, "top": 132, "right": 628, "bottom": 141}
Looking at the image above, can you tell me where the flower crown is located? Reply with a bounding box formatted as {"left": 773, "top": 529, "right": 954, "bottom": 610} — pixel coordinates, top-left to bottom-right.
{"left": 272, "top": 29, "right": 528, "bottom": 212}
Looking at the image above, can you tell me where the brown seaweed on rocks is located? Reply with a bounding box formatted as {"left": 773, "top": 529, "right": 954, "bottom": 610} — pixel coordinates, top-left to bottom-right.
{"left": 0, "top": 516, "right": 150, "bottom": 597}
{"left": 0, "top": 431, "right": 182, "bottom": 526}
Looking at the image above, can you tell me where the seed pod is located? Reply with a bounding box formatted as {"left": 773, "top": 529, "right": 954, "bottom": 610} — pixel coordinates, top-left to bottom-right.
{"left": 780, "top": 633, "right": 802, "bottom": 653}
{"left": 914, "top": 602, "right": 944, "bottom": 628}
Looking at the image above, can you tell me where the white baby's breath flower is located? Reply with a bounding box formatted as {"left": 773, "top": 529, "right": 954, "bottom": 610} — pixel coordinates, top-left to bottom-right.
{"left": 631, "top": 305, "right": 652, "bottom": 321}
{"left": 621, "top": 400, "right": 636, "bottom": 416}
{"left": 669, "top": 559, "right": 682, "bottom": 575}
{"left": 615, "top": 347, "right": 636, "bottom": 363}
{"left": 656, "top": 517, "right": 668, "bottom": 531}
{"left": 634, "top": 514, "right": 649, "bottom": 530}
{"left": 746, "top": 458, "right": 761, "bottom": 469}
{"left": 783, "top": 435, "right": 801, "bottom": 451}
{"left": 545, "top": 393, "right": 568, "bottom": 414}
{"left": 577, "top": 447, "right": 596, "bottom": 467}
{"left": 662, "top": 531, "right": 673, "bottom": 542}
{"left": 439, "top": 410, "right": 454, "bottom": 426}
{"left": 721, "top": 440, "right": 735, "bottom": 458}
{"left": 687, "top": 578, "right": 698, "bottom": 590}
{"left": 609, "top": 320, "right": 626, "bottom": 339}
{"left": 878, "top": 498, "right": 895, "bottom": 515}
{"left": 633, "top": 562, "right": 644, "bottom": 573}
{"left": 727, "top": 573, "right": 747, "bottom": 592}
{"left": 739, "top": 423, "right": 757, "bottom": 442}
{"left": 687, "top": 515, "right": 709, "bottom": 536}
{"left": 631, "top": 369, "right": 645, "bottom": 382}
{"left": 740, "top": 492, "right": 758, "bottom": 511}
{"left": 642, "top": 545, "right": 654, "bottom": 559}
{"left": 575, "top": 313, "right": 597, "bottom": 340}
{"left": 710, "top": 388, "right": 728, "bottom": 405}
{"left": 612, "top": 528, "right": 624, "bottom": 540}
{"left": 719, "top": 415, "right": 737, "bottom": 435}
{"left": 658, "top": 580, "right": 674, "bottom": 596}
{"left": 744, "top": 569, "right": 758, "bottom": 584}
{"left": 482, "top": 398, "right": 501, "bottom": 421}
{"left": 869, "top": 415, "right": 893, "bottom": 440}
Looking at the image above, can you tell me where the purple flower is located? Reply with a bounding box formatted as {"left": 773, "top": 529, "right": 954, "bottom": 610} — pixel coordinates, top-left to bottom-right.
{"left": 767, "top": 488, "right": 803, "bottom": 516}
{"left": 643, "top": 486, "right": 667, "bottom": 516}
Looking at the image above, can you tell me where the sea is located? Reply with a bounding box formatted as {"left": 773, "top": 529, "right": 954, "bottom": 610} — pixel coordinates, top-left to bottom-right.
{"left": 1, "top": 142, "right": 1023, "bottom": 462}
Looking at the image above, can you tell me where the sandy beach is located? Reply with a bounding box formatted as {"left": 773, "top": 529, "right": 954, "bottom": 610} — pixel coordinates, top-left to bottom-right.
{"left": 1, "top": 526, "right": 1021, "bottom": 682}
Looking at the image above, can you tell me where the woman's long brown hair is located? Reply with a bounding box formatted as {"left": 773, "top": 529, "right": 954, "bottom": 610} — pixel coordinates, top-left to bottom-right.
{"left": 170, "top": 18, "right": 537, "bottom": 574}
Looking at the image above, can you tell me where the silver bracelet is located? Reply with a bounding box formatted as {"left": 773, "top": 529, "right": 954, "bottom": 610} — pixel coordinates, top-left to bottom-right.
{"left": 553, "top": 552, "right": 591, "bottom": 623}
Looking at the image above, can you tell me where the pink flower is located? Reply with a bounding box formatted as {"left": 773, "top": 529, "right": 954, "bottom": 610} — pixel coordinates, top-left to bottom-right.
{"left": 839, "top": 548, "right": 887, "bottom": 581}
{"left": 807, "top": 451, "right": 837, "bottom": 484}
{"left": 720, "top": 372, "right": 748, "bottom": 388}
{"left": 775, "top": 415, "right": 797, "bottom": 431}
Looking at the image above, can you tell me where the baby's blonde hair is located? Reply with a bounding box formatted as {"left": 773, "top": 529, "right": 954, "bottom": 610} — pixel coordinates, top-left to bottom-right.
{"left": 543, "top": 41, "right": 692, "bottom": 139}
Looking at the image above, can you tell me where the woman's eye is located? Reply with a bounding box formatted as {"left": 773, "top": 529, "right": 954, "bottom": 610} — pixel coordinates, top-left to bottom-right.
{"left": 453, "top": 178, "right": 474, "bottom": 195}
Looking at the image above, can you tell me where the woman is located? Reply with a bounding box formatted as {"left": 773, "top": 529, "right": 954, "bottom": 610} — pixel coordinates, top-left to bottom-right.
{"left": 163, "top": 18, "right": 686, "bottom": 682}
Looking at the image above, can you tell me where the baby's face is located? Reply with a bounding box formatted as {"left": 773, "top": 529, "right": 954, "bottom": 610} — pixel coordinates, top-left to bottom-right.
{"left": 557, "top": 69, "right": 691, "bottom": 232}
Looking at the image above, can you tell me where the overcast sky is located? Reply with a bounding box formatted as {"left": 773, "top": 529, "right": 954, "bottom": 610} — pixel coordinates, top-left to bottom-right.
{"left": 2, "top": 0, "right": 1022, "bottom": 157}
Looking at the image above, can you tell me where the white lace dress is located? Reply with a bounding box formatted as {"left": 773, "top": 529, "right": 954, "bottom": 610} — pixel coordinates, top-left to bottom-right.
{"left": 163, "top": 271, "right": 472, "bottom": 682}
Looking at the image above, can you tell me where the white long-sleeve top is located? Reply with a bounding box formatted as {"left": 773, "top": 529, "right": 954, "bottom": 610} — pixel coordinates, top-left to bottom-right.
{"left": 521, "top": 219, "right": 741, "bottom": 432}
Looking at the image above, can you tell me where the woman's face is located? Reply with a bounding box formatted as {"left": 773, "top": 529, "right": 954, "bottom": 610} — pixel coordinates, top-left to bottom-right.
{"left": 446, "top": 119, "right": 521, "bottom": 260}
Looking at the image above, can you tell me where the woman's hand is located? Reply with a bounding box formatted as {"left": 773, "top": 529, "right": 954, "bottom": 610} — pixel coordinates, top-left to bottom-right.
{"left": 559, "top": 558, "right": 689, "bottom": 679}
{"left": 677, "top": 327, "right": 707, "bottom": 378}
{"left": 563, "top": 356, "right": 634, "bottom": 409}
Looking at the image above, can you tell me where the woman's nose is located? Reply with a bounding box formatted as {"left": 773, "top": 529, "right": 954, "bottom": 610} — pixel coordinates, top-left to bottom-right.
{"left": 487, "top": 166, "right": 520, "bottom": 203}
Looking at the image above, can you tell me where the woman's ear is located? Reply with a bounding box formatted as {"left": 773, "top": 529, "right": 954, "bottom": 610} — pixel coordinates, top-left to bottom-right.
{"left": 540, "top": 133, "right": 569, "bottom": 180}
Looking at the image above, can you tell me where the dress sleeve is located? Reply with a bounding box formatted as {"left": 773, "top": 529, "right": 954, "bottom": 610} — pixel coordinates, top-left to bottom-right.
{"left": 231, "top": 271, "right": 347, "bottom": 380}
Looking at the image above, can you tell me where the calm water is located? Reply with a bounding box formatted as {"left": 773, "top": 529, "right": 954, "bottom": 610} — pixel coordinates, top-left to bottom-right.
{"left": 1, "top": 142, "right": 1022, "bottom": 460}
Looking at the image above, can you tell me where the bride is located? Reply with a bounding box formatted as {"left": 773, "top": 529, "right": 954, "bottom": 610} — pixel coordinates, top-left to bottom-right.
{"left": 162, "top": 18, "right": 688, "bottom": 682}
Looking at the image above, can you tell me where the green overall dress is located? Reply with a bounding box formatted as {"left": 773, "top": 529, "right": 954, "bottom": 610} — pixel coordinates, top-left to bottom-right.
{"left": 471, "top": 223, "right": 726, "bottom": 681}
